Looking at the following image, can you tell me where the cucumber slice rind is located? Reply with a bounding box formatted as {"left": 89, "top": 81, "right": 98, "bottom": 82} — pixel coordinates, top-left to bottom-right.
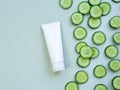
{"left": 94, "top": 84, "right": 108, "bottom": 90}
{"left": 75, "top": 70, "right": 88, "bottom": 84}
{"left": 108, "top": 59, "right": 120, "bottom": 72}
{"left": 113, "top": 32, "right": 120, "bottom": 44}
{"left": 75, "top": 42, "right": 87, "bottom": 54}
{"left": 109, "top": 16, "right": 120, "bottom": 29}
{"left": 105, "top": 45, "right": 118, "bottom": 59}
{"left": 112, "top": 0, "right": 120, "bottom": 3}
{"left": 78, "top": 1, "right": 91, "bottom": 15}
{"left": 90, "top": 6, "right": 103, "bottom": 18}
{"left": 94, "top": 65, "right": 107, "bottom": 78}
{"left": 73, "top": 26, "right": 87, "bottom": 40}
{"left": 77, "top": 56, "right": 90, "bottom": 68}
{"left": 88, "top": 17, "right": 101, "bottom": 29}
{"left": 65, "top": 81, "right": 79, "bottom": 90}
{"left": 99, "top": 2, "right": 111, "bottom": 16}
{"left": 89, "top": 0, "right": 102, "bottom": 5}
{"left": 59, "top": 0, "right": 73, "bottom": 9}
{"left": 80, "top": 45, "right": 93, "bottom": 58}
{"left": 91, "top": 47, "right": 100, "bottom": 58}
{"left": 112, "top": 76, "right": 120, "bottom": 90}
{"left": 92, "top": 31, "right": 106, "bottom": 45}
{"left": 71, "top": 12, "right": 84, "bottom": 25}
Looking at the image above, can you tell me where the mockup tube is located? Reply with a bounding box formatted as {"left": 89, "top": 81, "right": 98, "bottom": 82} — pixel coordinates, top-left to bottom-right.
{"left": 41, "top": 21, "right": 65, "bottom": 72}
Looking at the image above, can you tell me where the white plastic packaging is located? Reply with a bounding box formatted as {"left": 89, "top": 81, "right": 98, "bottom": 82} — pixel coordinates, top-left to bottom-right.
{"left": 41, "top": 21, "right": 65, "bottom": 72}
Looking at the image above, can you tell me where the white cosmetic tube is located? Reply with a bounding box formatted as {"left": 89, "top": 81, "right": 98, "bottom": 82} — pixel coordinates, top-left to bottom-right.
{"left": 41, "top": 21, "right": 65, "bottom": 72}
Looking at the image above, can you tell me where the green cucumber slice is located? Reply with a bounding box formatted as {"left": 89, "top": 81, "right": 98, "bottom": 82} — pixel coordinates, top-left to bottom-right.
{"left": 75, "top": 42, "right": 87, "bottom": 54}
{"left": 73, "top": 26, "right": 87, "bottom": 40}
{"left": 90, "top": 6, "right": 102, "bottom": 18}
{"left": 112, "top": 76, "right": 120, "bottom": 90}
{"left": 94, "top": 65, "right": 107, "bottom": 78}
{"left": 75, "top": 70, "right": 88, "bottom": 84}
{"left": 92, "top": 31, "right": 106, "bottom": 45}
{"left": 78, "top": 1, "right": 91, "bottom": 15}
{"left": 105, "top": 45, "right": 118, "bottom": 58}
{"left": 109, "top": 16, "right": 120, "bottom": 29}
{"left": 59, "top": 0, "right": 73, "bottom": 9}
{"left": 65, "top": 81, "right": 79, "bottom": 90}
{"left": 80, "top": 45, "right": 93, "bottom": 58}
{"left": 88, "top": 0, "right": 101, "bottom": 5}
{"left": 71, "top": 12, "right": 84, "bottom": 25}
{"left": 99, "top": 2, "right": 111, "bottom": 16}
{"left": 88, "top": 17, "right": 101, "bottom": 29}
{"left": 77, "top": 56, "right": 90, "bottom": 68}
{"left": 94, "top": 84, "right": 108, "bottom": 90}
{"left": 113, "top": 32, "right": 120, "bottom": 44}
{"left": 91, "top": 47, "right": 99, "bottom": 58}
{"left": 109, "top": 59, "right": 120, "bottom": 72}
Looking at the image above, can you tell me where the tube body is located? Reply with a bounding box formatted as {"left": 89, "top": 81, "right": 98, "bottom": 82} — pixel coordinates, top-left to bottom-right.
{"left": 41, "top": 21, "right": 65, "bottom": 72}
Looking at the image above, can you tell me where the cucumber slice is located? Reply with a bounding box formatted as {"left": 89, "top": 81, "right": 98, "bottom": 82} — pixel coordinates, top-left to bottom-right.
{"left": 113, "top": 32, "right": 120, "bottom": 44}
{"left": 78, "top": 1, "right": 91, "bottom": 15}
{"left": 105, "top": 45, "right": 118, "bottom": 58}
{"left": 65, "top": 81, "right": 79, "bottom": 90}
{"left": 77, "top": 56, "right": 90, "bottom": 68}
{"left": 112, "top": 0, "right": 120, "bottom": 3}
{"left": 88, "top": 17, "right": 101, "bottom": 29}
{"left": 109, "top": 16, "right": 120, "bottom": 29}
{"left": 71, "top": 12, "right": 84, "bottom": 25}
{"left": 59, "top": 0, "right": 73, "bottom": 9}
{"left": 75, "top": 70, "right": 88, "bottom": 84}
{"left": 90, "top": 6, "right": 102, "bottom": 18}
{"left": 73, "top": 26, "right": 87, "bottom": 40}
{"left": 92, "top": 31, "right": 106, "bottom": 45}
{"left": 94, "top": 84, "right": 108, "bottom": 90}
{"left": 89, "top": 0, "right": 101, "bottom": 5}
{"left": 99, "top": 2, "right": 111, "bottom": 16}
{"left": 112, "top": 76, "right": 120, "bottom": 90}
{"left": 109, "top": 59, "right": 120, "bottom": 72}
{"left": 80, "top": 45, "right": 93, "bottom": 58}
{"left": 91, "top": 47, "right": 99, "bottom": 58}
{"left": 94, "top": 65, "right": 107, "bottom": 78}
{"left": 75, "top": 42, "right": 87, "bottom": 54}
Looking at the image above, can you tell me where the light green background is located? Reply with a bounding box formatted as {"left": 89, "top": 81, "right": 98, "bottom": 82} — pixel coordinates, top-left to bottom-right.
{"left": 0, "top": 0, "right": 120, "bottom": 90}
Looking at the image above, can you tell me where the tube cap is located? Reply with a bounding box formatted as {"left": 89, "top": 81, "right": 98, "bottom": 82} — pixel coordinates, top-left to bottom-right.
{"left": 52, "top": 61, "right": 65, "bottom": 72}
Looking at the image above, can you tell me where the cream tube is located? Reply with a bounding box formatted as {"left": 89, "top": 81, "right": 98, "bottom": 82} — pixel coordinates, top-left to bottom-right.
{"left": 41, "top": 21, "right": 65, "bottom": 72}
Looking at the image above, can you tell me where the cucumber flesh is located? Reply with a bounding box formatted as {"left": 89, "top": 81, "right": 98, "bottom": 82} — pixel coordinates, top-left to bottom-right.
{"left": 78, "top": 1, "right": 91, "bottom": 14}
{"left": 77, "top": 56, "right": 90, "bottom": 68}
{"left": 59, "top": 0, "right": 73, "bottom": 9}
{"left": 80, "top": 45, "right": 93, "bottom": 58}
{"left": 113, "top": 32, "right": 120, "bottom": 44}
{"left": 75, "top": 42, "right": 87, "bottom": 54}
{"left": 109, "top": 59, "right": 120, "bottom": 72}
{"left": 105, "top": 45, "right": 118, "bottom": 58}
{"left": 73, "top": 26, "right": 87, "bottom": 40}
{"left": 99, "top": 2, "right": 111, "bottom": 16}
{"left": 94, "top": 84, "right": 108, "bottom": 90}
{"left": 90, "top": 6, "right": 103, "bottom": 18}
{"left": 112, "top": 76, "right": 120, "bottom": 90}
{"left": 109, "top": 16, "right": 120, "bottom": 29}
{"left": 88, "top": 17, "right": 101, "bottom": 29}
{"left": 65, "top": 81, "right": 79, "bottom": 90}
{"left": 71, "top": 12, "right": 84, "bottom": 25}
{"left": 75, "top": 70, "right": 88, "bottom": 84}
{"left": 92, "top": 31, "right": 106, "bottom": 45}
{"left": 94, "top": 65, "right": 107, "bottom": 78}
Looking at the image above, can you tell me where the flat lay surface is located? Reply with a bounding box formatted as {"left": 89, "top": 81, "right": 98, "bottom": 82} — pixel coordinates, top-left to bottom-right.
{"left": 0, "top": 0, "right": 120, "bottom": 90}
